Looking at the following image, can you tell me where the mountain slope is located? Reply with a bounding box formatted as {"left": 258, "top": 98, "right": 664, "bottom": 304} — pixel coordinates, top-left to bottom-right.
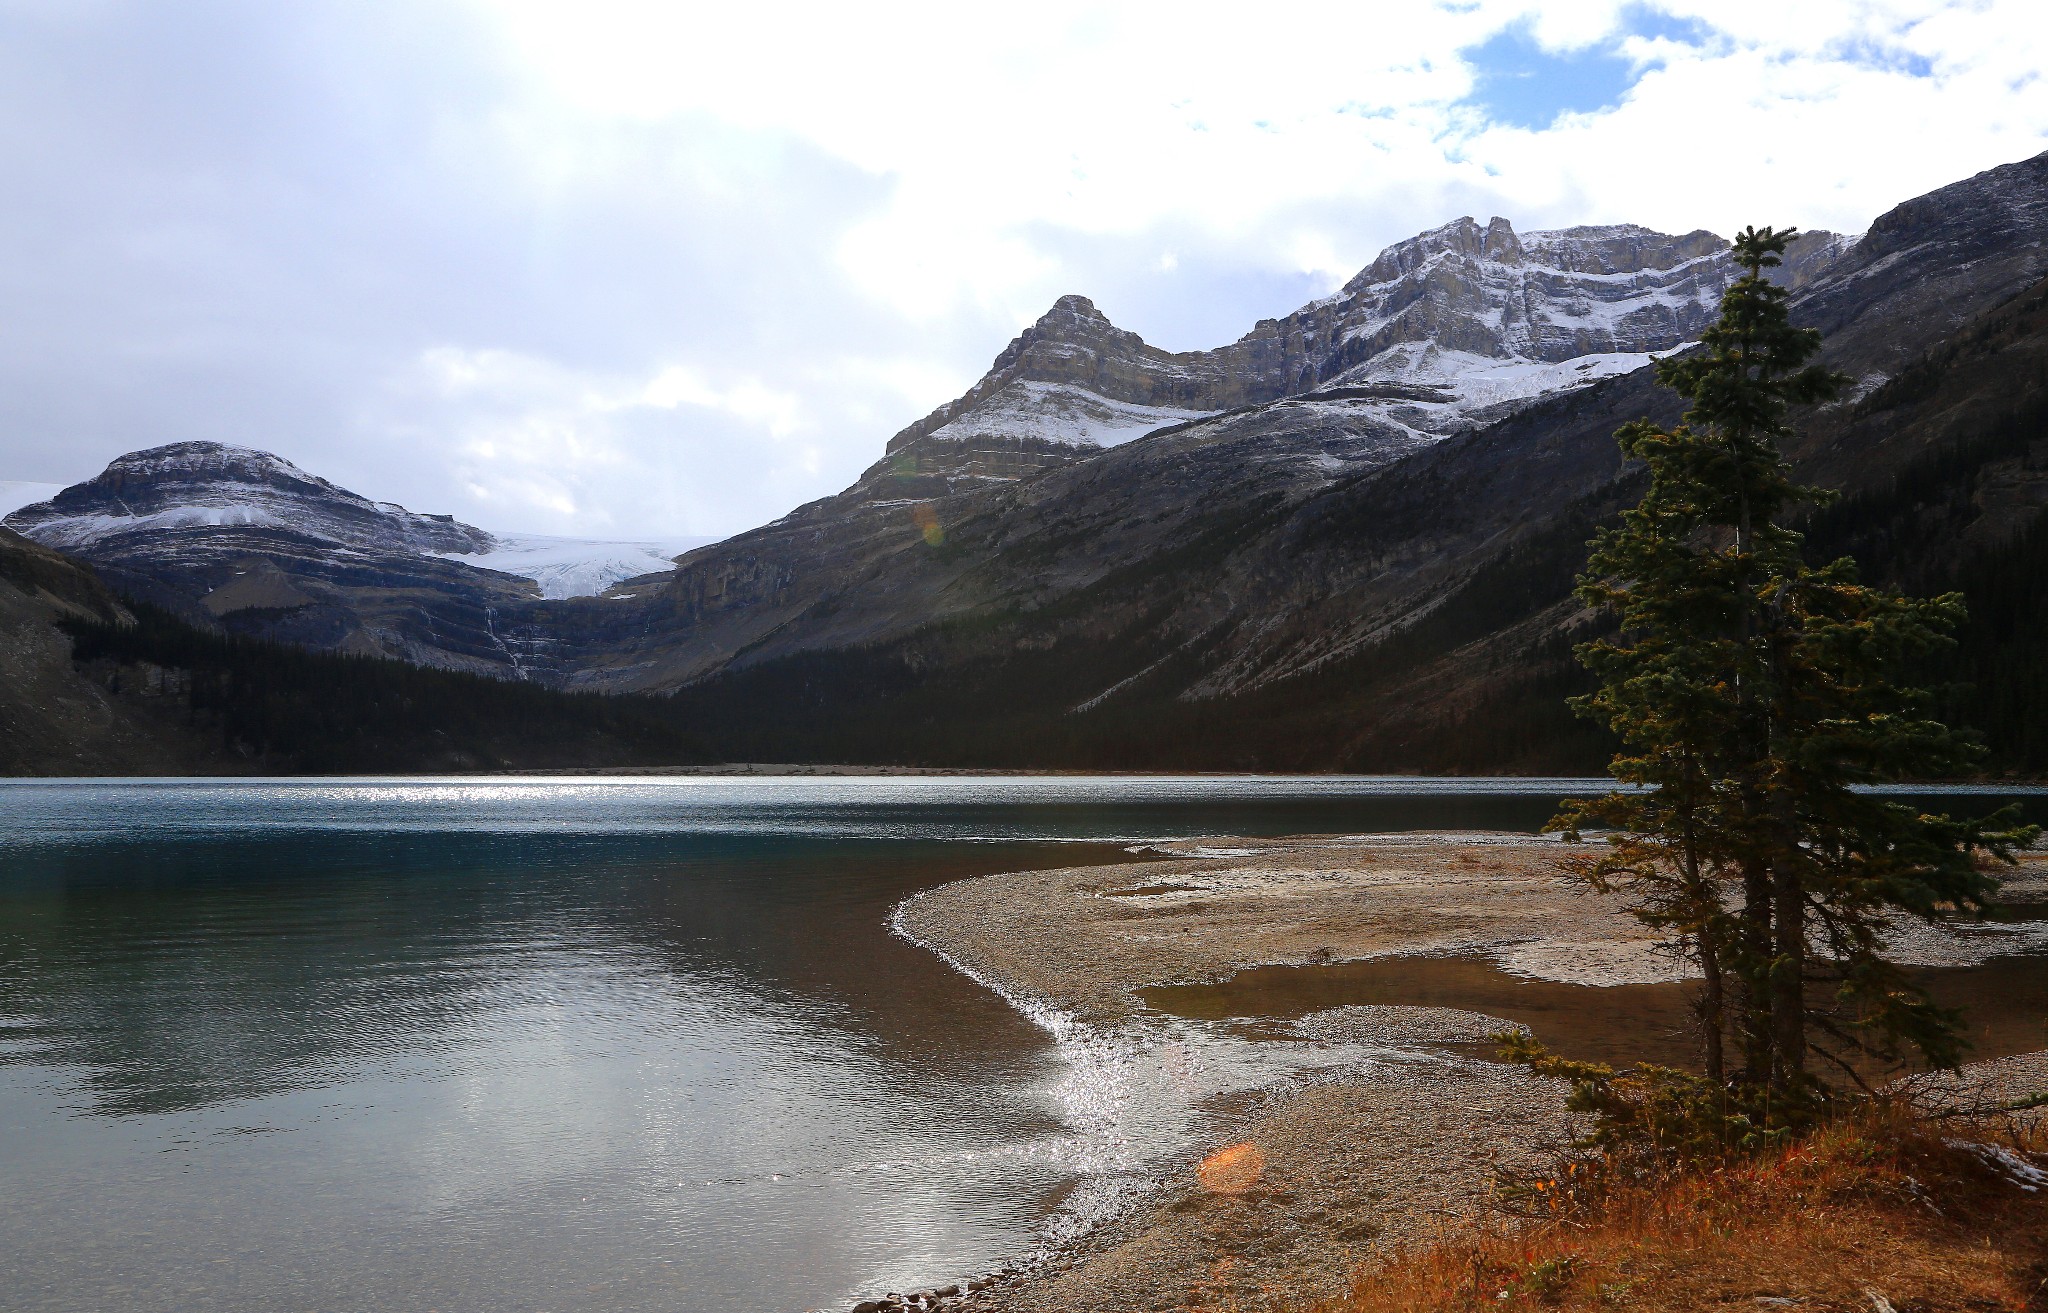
{"left": 638, "top": 150, "right": 2048, "bottom": 771}
{"left": 0, "top": 444, "right": 719, "bottom": 677}
{"left": 0, "top": 528, "right": 223, "bottom": 774}
{"left": 49, "top": 597, "right": 711, "bottom": 772}
{"left": 11, "top": 152, "right": 2045, "bottom": 777}
{"left": 862, "top": 218, "right": 1835, "bottom": 503}
{"left": 550, "top": 217, "right": 1855, "bottom": 692}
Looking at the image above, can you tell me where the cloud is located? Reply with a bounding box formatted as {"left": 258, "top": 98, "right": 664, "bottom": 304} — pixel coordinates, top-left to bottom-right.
{"left": 0, "top": 0, "right": 2042, "bottom": 536}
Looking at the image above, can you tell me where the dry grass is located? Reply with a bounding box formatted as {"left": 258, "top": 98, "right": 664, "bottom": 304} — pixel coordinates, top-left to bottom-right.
{"left": 1318, "top": 1109, "right": 2048, "bottom": 1313}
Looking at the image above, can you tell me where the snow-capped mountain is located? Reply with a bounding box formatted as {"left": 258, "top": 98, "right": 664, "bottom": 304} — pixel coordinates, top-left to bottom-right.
{"left": 577, "top": 149, "right": 2048, "bottom": 736}
{"left": 7, "top": 442, "right": 495, "bottom": 558}
{"left": 10, "top": 148, "right": 2048, "bottom": 772}
{"left": 0, "top": 210, "right": 1875, "bottom": 697}
{"left": 1, "top": 442, "right": 715, "bottom": 677}
{"left": 862, "top": 218, "right": 1850, "bottom": 499}
{"left": 4, "top": 443, "right": 709, "bottom": 601}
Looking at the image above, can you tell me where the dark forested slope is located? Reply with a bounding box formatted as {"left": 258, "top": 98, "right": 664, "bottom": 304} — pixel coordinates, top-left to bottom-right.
{"left": 653, "top": 167, "right": 2048, "bottom": 775}
{"left": 45, "top": 602, "right": 709, "bottom": 774}
{"left": 0, "top": 528, "right": 217, "bottom": 774}
{"left": 10, "top": 153, "right": 2048, "bottom": 776}
{"left": 1, "top": 528, "right": 711, "bottom": 775}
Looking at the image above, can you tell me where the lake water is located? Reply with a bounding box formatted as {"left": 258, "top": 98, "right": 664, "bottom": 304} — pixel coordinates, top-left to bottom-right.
{"left": 1, "top": 776, "right": 2040, "bottom": 1313}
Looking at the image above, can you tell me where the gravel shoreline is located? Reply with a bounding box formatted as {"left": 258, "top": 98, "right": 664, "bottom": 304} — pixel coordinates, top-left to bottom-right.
{"left": 869, "top": 831, "right": 2048, "bottom": 1313}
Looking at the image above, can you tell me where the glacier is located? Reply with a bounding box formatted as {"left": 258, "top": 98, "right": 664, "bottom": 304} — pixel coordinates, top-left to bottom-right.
{"left": 438, "top": 533, "right": 720, "bottom": 600}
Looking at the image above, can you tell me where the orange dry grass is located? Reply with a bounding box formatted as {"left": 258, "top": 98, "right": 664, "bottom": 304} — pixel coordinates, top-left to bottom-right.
{"left": 1323, "top": 1111, "right": 2048, "bottom": 1313}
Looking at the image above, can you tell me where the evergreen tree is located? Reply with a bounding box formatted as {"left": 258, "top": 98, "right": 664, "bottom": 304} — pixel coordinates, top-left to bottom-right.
{"left": 1556, "top": 226, "right": 2035, "bottom": 1117}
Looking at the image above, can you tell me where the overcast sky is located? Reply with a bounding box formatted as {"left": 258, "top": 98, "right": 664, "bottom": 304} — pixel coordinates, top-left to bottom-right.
{"left": 2, "top": 1, "right": 2044, "bottom": 538}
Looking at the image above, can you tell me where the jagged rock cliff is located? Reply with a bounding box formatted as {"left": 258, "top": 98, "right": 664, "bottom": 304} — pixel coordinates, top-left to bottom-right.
{"left": 562, "top": 149, "right": 2048, "bottom": 758}
{"left": 13, "top": 149, "right": 2046, "bottom": 777}
{"left": 862, "top": 219, "right": 1849, "bottom": 501}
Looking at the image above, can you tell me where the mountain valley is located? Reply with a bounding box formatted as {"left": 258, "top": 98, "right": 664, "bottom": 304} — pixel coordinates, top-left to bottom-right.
{"left": 7, "top": 150, "right": 2048, "bottom": 773}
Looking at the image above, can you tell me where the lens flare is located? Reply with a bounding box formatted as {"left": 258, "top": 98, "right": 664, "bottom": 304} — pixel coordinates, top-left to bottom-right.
{"left": 911, "top": 502, "right": 943, "bottom": 546}
{"left": 1196, "top": 1141, "right": 1264, "bottom": 1193}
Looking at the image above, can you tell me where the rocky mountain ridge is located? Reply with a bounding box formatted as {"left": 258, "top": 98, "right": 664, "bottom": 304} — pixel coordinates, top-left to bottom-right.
{"left": 9, "top": 151, "right": 2044, "bottom": 761}
{"left": 11, "top": 442, "right": 495, "bottom": 559}
{"left": 6, "top": 210, "right": 1833, "bottom": 688}
{"left": 862, "top": 218, "right": 1850, "bottom": 502}
{"left": 1, "top": 442, "right": 708, "bottom": 675}
{"left": 569, "top": 149, "right": 2048, "bottom": 759}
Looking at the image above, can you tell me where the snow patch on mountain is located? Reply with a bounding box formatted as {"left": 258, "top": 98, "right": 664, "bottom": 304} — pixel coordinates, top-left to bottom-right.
{"left": 3, "top": 443, "right": 495, "bottom": 557}
{"left": 17, "top": 502, "right": 297, "bottom": 550}
{"left": 1324, "top": 342, "right": 1676, "bottom": 419}
{"left": 439, "top": 534, "right": 718, "bottom": 600}
{"left": 925, "top": 380, "right": 1217, "bottom": 449}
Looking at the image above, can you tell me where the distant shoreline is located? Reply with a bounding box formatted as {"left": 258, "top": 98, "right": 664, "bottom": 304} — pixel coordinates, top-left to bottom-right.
{"left": 487, "top": 765, "right": 2048, "bottom": 786}
{"left": 12, "top": 766, "right": 2044, "bottom": 784}
{"left": 494, "top": 763, "right": 1189, "bottom": 777}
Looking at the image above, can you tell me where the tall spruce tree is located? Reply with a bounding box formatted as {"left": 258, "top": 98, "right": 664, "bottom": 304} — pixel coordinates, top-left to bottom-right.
{"left": 1556, "top": 226, "right": 2035, "bottom": 1115}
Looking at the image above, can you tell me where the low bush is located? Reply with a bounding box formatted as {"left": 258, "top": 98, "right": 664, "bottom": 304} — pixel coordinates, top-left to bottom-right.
{"left": 1324, "top": 1102, "right": 2048, "bottom": 1312}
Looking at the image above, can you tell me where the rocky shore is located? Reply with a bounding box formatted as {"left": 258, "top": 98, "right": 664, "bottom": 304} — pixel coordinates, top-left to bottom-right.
{"left": 867, "top": 832, "right": 2048, "bottom": 1313}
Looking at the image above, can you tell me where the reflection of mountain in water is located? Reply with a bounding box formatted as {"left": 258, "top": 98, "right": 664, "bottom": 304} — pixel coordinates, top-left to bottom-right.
{"left": 6, "top": 780, "right": 2044, "bottom": 1313}
{"left": 1, "top": 831, "right": 1102, "bottom": 1117}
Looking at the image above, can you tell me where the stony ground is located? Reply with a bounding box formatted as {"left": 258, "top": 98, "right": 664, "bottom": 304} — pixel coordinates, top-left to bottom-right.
{"left": 896, "top": 833, "right": 1677, "bottom": 1022}
{"left": 880, "top": 833, "right": 2048, "bottom": 1313}
{"left": 966, "top": 1030, "right": 1573, "bottom": 1313}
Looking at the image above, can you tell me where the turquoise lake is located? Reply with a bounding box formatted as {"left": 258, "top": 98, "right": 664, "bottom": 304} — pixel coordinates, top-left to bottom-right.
{"left": 2, "top": 777, "right": 2039, "bottom": 1313}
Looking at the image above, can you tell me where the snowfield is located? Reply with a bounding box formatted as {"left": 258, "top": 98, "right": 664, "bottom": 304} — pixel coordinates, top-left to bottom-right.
{"left": 1325, "top": 341, "right": 1676, "bottom": 416}
{"left": 439, "top": 533, "right": 719, "bottom": 599}
{"left": 926, "top": 380, "right": 1218, "bottom": 449}
{"left": 14, "top": 502, "right": 298, "bottom": 550}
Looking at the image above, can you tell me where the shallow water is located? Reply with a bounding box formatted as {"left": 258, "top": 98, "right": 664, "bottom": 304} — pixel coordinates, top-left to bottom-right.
{"left": 1144, "top": 952, "right": 2048, "bottom": 1071}
{"left": 0, "top": 776, "right": 2039, "bottom": 1313}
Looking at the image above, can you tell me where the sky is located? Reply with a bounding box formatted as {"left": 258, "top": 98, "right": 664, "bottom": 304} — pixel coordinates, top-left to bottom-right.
{"left": 0, "top": 1, "right": 2044, "bottom": 539}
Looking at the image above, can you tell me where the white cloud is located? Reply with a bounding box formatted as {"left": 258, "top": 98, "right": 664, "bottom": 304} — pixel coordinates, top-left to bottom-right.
{"left": 465, "top": 0, "right": 2048, "bottom": 300}
{"left": 0, "top": 1, "right": 2042, "bottom": 537}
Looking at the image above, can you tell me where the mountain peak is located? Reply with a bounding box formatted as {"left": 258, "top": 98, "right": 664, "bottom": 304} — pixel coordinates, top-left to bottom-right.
{"left": 129, "top": 440, "right": 281, "bottom": 460}
{"left": 860, "top": 207, "right": 1869, "bottom": 501}
{"left": 982, "top": 292, "right": 1147, "bottom": 379}
{"left": 101, "top": 441, "right": 314, "bottom": 482}
{"left": 5, "top": 442, "right": 491, "bottom": 557}
{"left": 1346, "top": 216, "right": 1525, "bottom": 289}
{"left": 1047, "top": 293, "right": 1107, "bottom": 320}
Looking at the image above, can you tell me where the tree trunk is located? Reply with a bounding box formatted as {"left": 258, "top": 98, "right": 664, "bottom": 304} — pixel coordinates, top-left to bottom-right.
{"left": 1697, "top": 920, "right": 1728, "bottom": 1092}
{"left": 1737, "top": 856, "right": 1775, "bottom": 1081}
{"left": 1772, "top": 863, "right": 1807, "bottom": 1090}
{"left": 1681, "top": 805, "right": 1726, "bottom": 1093}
